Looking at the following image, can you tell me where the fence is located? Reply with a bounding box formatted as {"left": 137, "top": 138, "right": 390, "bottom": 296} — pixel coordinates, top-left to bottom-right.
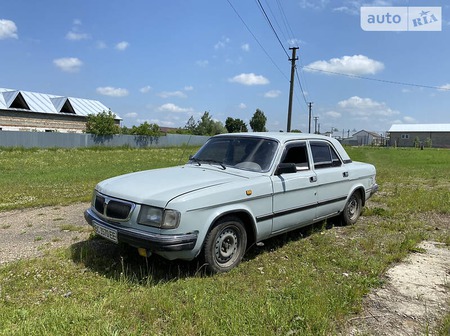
{"left": 0, "top": 131, "right": 209, "bottom": 149}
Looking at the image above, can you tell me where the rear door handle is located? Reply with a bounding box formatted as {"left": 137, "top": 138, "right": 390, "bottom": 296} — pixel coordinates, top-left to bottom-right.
{"left": 310, "top": 176, "right": 317, "bottom": 183}
{"left": 343, "top": 172, "right": 349, "bottom": 178}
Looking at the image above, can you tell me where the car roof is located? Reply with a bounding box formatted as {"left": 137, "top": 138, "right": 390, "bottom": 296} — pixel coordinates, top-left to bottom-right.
{"left": 213, "top": 132, "right": 351, "bottom": 162}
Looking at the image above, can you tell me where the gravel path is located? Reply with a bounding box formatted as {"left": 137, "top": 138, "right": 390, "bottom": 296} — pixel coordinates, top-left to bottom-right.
{"left": 0, "top": 203, "right": 92, "bottom": 265}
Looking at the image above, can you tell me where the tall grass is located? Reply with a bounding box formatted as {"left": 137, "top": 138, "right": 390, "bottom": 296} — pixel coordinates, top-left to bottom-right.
{"left": 0, "top": 146, "right": 449, "bottom": 335}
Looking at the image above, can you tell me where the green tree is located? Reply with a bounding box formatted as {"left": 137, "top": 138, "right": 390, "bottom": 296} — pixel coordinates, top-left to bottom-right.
{"left": 225, "top": 117, "right": 248, "bottom": 133}
{"left": 249, "top": 109, "right": 267, "bottom": 132}
{"left": 85, "top": 110, "right": 120, "bottom": 136}
{"left": 184, "top": 112, "right": 226, "bottom": 135}
{"left": 131, "top": 122, "right": 161, "bottom": 136}
{"left": 196, "top": 112, "right": 226, "bottom": 135}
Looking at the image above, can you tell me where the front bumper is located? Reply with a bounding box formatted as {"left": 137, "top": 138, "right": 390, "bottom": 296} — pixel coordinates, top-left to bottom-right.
{"left": 84, "top": 208, "right": 198, "bottom": 252}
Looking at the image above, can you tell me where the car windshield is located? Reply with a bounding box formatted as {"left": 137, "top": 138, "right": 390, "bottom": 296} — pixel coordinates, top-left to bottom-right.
{"left": 190, "top": 137, "right": 278, "bottom": 172}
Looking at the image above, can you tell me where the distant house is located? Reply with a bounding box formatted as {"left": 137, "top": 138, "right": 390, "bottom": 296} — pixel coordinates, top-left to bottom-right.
{"left": 0, "top": 88, "right": 121, "bottom": 133}
{"left": 341, "top": 130, "right": 384, "bottom": 146}
{"left": 388, "top": 124, "right": 450, "bottom": 148}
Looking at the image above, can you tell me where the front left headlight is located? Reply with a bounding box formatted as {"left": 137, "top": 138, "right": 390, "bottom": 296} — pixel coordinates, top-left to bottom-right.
{"left": 138, "top": 206, "right": 180, "bottom": 229}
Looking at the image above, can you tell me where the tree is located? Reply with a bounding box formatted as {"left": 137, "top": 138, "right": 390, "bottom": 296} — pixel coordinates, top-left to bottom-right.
{"left": 131, "top": 122, "right": 161, "bottom": 136}
{"left": 249, "top": 109, "right": 267, "bottom": 132}
{"left": 85, "top": 110, "right": 120, "bottom": 136}
{"left": 183, "top": 112, "right": 226, "bottom": 135}
{"left": 225, "top": 117, "right": 248, "bottom": 133}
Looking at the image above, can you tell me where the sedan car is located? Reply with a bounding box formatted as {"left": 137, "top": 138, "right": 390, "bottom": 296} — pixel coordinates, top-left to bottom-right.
{"left": 85, "top": 132, "right": 378, "bottom": 273}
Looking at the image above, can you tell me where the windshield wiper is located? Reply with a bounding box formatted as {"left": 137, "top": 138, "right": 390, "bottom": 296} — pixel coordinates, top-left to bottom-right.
{"left": 190, "top": 157, "right": 226, "bottom": 170}
{"left": 201, "top": 159, "right": 226, "bottom": 170}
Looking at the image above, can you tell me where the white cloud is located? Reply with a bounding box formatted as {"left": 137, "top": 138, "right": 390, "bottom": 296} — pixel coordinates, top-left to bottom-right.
{"left": 66, "top": 31, "right": 90, "bottom": 41}
{"left": 158, "top": 91, "right": 187, "bottom": 98}
{"left": 125, "top": 112, "right": 138, "bottom": 118}
{"left": 53, "top": 57, "right": 83, "bottom": 72}
{"left": 305, "top": 55, "right": 384, "bottom": 76}
{"left": 229, "top": 73, "right": 269, "bottom": 86}
{"left": 288, "top": 38, "right": 304, "bottom": 47}
{"left": 403, "top": 116, "right": 417, "bottom": 123}
{"left": 214, "top": 37, "right": 230, "bottom": 50}
{"left": 264, "top": 90, "right": 281, "bottom": 98}
{"left": 241, "top": 43, "right": 250, "bottom": 52}
{"left": 115, "top": 41, "right": 129, "bottom": 51}
{"left": 184, "top": 86, "right": 194, "bottom": 91}
{"left": 157, "top": 103, "right": 193, "bottom": 113}
{"left": 139, "top": 85, "right": 152, "bottom": 93}
{"left": 96, "top": 86, "right": 129, "bottom": 97}
{"left": 338, "top": 96, "right": 399, "bottom": 117}
{"left": 238, "top": 103, "right": 247, "bottom": 109}
{"left": 326, "top": 111, "right": 341, "bottom": 118}
{"left": 0, "top": 19, "right": 18, "bottom": 39}
{"left": 438, "top": 83, "right": 450, "bottom": 91}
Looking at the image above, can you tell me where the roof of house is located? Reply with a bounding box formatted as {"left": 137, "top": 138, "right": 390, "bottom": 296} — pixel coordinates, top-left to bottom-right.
{"left": 353, "top": 130, "right": 382, "bottom": 138}
{"left": 0, "top": 88, "right": 121, "bottom": 120}
{"left": 388, "top": 124, "right": 450, "bottom": 132}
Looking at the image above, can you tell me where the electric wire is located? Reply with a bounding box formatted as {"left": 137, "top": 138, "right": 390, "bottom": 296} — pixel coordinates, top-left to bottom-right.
{"left": 225, "top": 0, "right": 289, "bottom": 81}
{"left": 255, "top": 0, "right": 290, "bottom": 58}
{"left": 302, "top": 66, "right": 450, "bottom": 91}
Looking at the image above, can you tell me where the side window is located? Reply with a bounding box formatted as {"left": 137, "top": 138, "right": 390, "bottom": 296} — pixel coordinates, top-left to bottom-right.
{"left": 310, "top": 141, "right": 342, "bottom": 169}
{"left": 281, "top": 143, "right": 309, "bottom": 171}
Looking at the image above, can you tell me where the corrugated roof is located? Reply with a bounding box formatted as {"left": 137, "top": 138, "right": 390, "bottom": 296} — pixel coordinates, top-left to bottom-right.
{"left": 389, "top": 124, "right": 450, "bottom": 132}
{"left": 0, "top": 88, "right": 121, "bottom": 120}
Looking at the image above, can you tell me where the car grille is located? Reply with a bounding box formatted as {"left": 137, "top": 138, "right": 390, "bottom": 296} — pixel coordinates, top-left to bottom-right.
{"left": 94, "top": 194, "right": 134, "bottom": 221}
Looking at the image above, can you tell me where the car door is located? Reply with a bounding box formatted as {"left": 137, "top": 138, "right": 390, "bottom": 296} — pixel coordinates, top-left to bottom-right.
{"left": 310, "top": 140, "right": 350, "bottom": 220}
{"left": 270, "top": 141, "right": 318, "bottom": 234}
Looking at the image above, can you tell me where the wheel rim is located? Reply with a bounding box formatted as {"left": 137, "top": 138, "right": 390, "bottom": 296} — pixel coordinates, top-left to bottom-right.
{"left": 214, "top": 227, "right": 238, "bottom": 264}
{"left": 347, "top": 196, "right": 359, "bottom": 220}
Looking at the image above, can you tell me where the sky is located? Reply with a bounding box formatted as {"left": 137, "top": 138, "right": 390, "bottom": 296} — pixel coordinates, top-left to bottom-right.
{"left": 1, "top": 0, "right": 449, "bottom": 135}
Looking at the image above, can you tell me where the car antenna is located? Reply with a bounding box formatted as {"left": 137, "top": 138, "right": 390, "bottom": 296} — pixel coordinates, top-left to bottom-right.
{"left": 178, "top": 134, "right": 193, "bottom": 165}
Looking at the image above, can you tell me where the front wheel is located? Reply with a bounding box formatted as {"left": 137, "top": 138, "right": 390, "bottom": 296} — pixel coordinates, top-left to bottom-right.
{"left": 203, "top": 216, "right": 247, "bottom": 273}
{"left": 342, "top": 192, "right": 362, "bottom": 225}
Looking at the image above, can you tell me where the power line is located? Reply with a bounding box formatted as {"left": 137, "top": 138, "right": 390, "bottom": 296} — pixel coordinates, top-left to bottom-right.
{"left": 225, "top": 0, "right": 288, "bottom": 81}
{"left": 254, "top": 0, "right": 290, "bottom": 58}
{"left": 302, "top": 66, "right": 450, "bottom": 91}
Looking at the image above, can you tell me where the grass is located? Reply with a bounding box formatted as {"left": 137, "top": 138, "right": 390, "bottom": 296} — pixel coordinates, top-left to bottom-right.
{"left": 0, "top": 145, "right": 449, "bottom": 335}
{"left": 0, "top": 146, "right": 198, "bottom": 211}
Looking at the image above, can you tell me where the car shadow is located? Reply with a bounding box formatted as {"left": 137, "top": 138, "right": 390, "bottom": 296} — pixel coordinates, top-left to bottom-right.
{"left": 69, "top": 217, "right": 342, "bottom": 284}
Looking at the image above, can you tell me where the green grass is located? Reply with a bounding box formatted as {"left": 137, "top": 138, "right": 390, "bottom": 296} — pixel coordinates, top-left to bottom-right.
{"left": 0, "top": 146, "right": 449, "bottom": 335}
{"left": 0, "top": 146, "right": 198, "bottom": 211}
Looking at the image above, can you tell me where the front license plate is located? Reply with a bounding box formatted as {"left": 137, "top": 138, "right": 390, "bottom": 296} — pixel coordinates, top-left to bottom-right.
{"left": 93, "top": 221, "right": 118, "bottom": 244}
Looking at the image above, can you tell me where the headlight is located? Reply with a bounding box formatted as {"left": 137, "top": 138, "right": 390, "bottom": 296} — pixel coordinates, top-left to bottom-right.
{"left": 138, "top": 206, "right": 180, "bottom": 229}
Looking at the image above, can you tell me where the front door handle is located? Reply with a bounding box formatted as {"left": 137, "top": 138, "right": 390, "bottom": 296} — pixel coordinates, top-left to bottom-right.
{"left": 310, "top": 176, "right": 317, "bottom": 183}
{"left": 343, "top": 172, "right": 349, "bottom": 178}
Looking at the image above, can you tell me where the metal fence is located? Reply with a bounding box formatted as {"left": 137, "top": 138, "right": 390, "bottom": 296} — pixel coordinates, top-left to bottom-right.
{"left": 0, "top": 131, "right": 209, "bottom": 149}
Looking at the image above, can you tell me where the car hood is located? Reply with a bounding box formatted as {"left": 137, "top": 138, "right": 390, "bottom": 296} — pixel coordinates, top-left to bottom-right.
{"left": 95, "top": 165, "right": 246, "bottom": 207}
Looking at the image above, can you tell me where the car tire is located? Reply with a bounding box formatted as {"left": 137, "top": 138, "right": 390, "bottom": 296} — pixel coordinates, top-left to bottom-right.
{"left": 203, "top": 216, "right": 247, "bottom": 273}
{"left": 342, "top": 191, "right": 362, "bottom": 225}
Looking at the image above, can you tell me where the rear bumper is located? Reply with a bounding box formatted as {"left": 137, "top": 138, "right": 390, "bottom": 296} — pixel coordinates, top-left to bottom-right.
{"left": 84, "top": 208, "right": 198, "bottom": 252}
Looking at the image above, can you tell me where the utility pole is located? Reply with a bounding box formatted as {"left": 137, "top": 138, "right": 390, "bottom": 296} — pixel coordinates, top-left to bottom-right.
{"left": 287, "top": 47, "right": 298, "bottom": 132}
{"left": 313, "top": 116, "right": 319, "bottom": 134}
{"left": 308, "top": 102, "right": 313, "bottom": 133}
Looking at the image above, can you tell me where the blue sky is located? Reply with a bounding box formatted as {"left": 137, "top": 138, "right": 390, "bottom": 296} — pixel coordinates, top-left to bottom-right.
{"left": 1, "top": 0, "right": 449, "bottom": 135}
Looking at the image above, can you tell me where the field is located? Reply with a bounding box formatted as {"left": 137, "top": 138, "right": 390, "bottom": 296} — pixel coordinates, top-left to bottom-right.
{"left": 0, "top": 145, "right": 449, "bottom": 335}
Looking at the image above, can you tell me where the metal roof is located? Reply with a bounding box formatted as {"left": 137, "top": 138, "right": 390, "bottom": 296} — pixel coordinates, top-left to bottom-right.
{"left": 388, "top": 124, "right": 450, "bottom": 132}
{"left": 0, "top": 88, "right": 121, "bottom": 120}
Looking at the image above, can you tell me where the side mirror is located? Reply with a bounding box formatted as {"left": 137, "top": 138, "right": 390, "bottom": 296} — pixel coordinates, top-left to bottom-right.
{"left": 275, "top": 163, "right": 297, "bottom": 175}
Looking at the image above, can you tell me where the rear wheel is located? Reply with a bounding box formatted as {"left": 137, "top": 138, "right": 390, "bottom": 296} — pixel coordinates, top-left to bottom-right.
{"left": 342, "top": 192, "right": 362, "bottom": 225}
{"left": 203, "top": 216, "right": 247, "bottom": 273}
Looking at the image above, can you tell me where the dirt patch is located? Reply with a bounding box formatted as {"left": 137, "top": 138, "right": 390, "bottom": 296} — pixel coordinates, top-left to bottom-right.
{"left": 344, "top": 240, "right": 450, "bottom": 335}
{"left": 0, "top": 203, "right": 92, "bottom": 265}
